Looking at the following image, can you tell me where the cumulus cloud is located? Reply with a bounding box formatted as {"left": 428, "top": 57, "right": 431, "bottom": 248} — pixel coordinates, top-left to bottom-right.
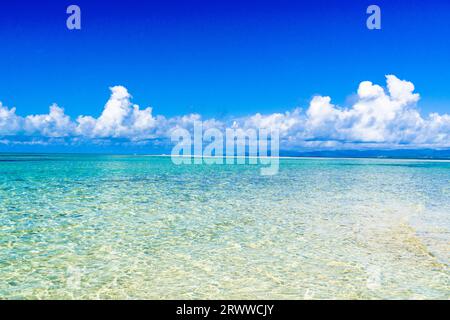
{"left": 76, "top": 86, "right": 160, "bottom": 140}
{"left": 24, "top": 104, "right": 75, "bottom": 137}
{"left": 0, "top": 75, "right": 449, "bottom": 149}
{"left": 0, "top": 103, "right": 22, "bottom": 135}
{"left": 240, "top": 75, "right": 450, "bottom": 148}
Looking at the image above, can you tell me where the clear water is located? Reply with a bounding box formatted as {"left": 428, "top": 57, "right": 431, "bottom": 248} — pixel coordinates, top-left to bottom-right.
{"left": 0, "top": 154, "right": 449, "bottom": 299}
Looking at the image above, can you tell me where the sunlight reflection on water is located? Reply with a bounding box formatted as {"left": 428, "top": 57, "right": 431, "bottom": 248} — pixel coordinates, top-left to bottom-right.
{"left": 0, "top": 155, "right": 449, "bottom": 299}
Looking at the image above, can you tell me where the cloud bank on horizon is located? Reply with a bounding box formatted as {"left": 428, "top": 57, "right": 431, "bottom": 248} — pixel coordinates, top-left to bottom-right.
{"left": 0, "top": 75, "right": 449, "bottom": 150}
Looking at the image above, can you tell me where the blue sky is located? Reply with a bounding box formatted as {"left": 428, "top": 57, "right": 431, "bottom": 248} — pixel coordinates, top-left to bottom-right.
{"left": 0, "top": 0, "right": 449, "bottom": 152}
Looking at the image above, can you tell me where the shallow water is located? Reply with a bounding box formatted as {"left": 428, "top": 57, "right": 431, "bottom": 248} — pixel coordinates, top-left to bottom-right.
{"left": 0, "top": 154, "right": 449, "bottom": 299}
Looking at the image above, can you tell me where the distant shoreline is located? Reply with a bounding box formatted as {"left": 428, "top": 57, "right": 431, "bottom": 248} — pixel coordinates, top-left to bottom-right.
{"left": 1, "top": 152, "right": 450, "bottom": 162}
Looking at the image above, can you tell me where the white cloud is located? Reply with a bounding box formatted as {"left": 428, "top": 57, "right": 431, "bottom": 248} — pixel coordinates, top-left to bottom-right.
{"left": 237, "top": 75, "right": 449, "bottom": 148}
{"left": 0, "top": 75, "right": 449, "bottom": 149}
{"left": 0, "top": 103, "right": 21, "bottom": 135}
{"left": 76, "top": 86, "right": 159, "bottom": 140}
{"left": 24, "top": 104, "right": 75, "bottom": 137}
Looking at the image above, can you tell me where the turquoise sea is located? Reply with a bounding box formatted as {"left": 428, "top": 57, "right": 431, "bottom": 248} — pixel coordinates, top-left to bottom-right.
{"left": 0, "top": 154, "right": 449, "bottom": 299}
